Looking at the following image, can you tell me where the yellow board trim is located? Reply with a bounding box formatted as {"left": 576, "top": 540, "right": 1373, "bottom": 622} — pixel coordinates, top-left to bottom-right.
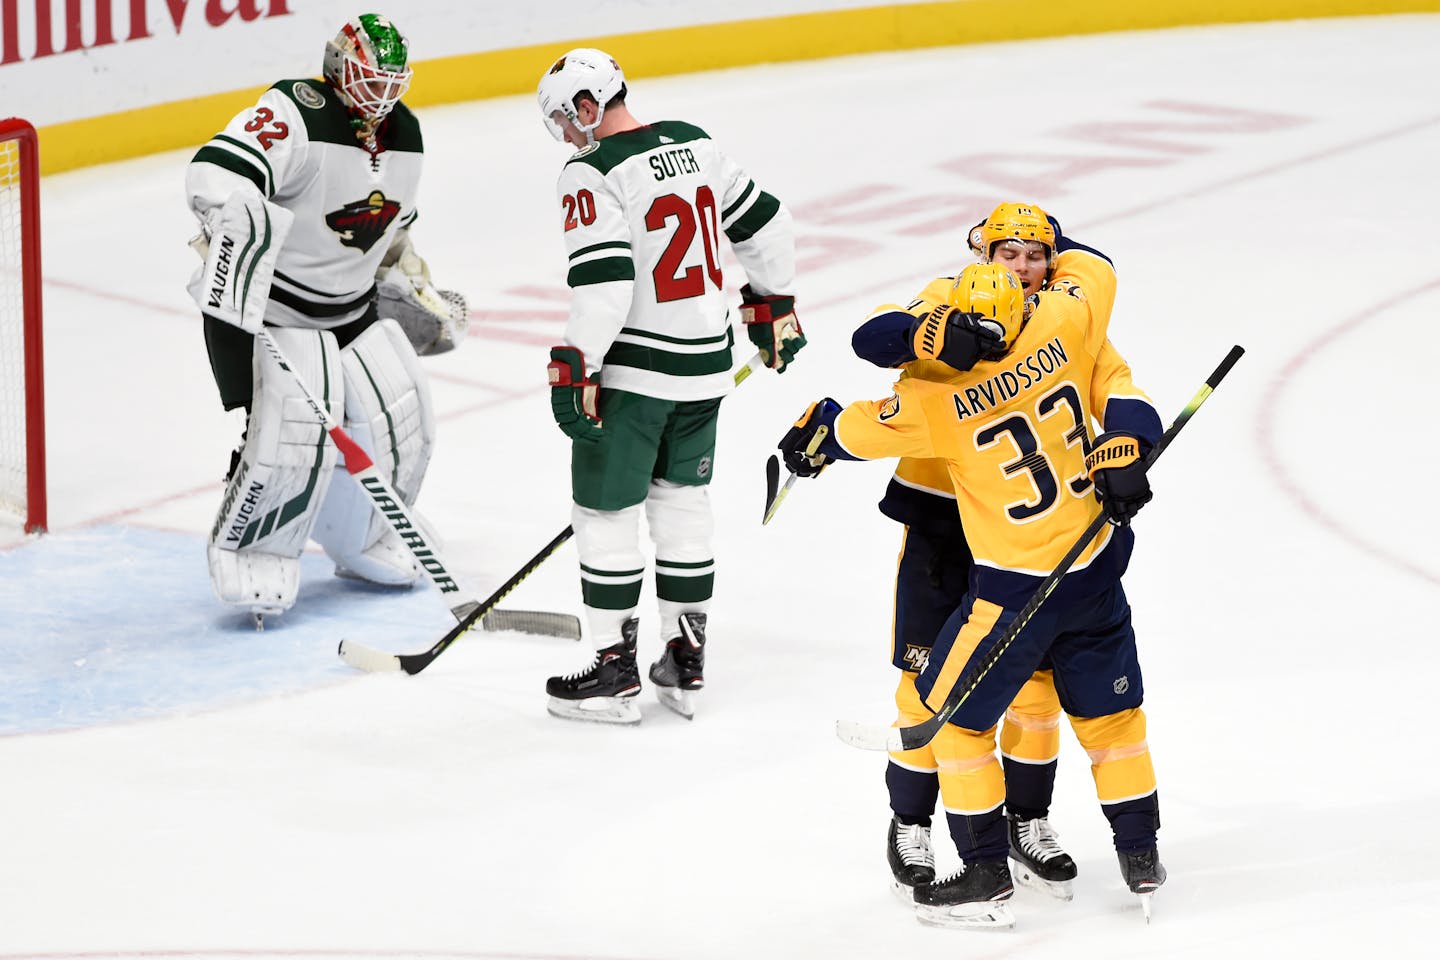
{"left": 35, "top": 0, "right": 1440, "bottom": 173}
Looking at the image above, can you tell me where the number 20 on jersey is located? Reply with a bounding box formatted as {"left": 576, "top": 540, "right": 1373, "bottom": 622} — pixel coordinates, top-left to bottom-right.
{"left": 562, "top": 186, "right": 723, "bottom": 303}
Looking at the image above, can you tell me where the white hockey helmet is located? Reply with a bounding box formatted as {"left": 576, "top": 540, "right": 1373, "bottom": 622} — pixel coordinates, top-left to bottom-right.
{"left": 537, "top": 48, "right": 626, "bottom": 142}
{"left": 323, "top": 14, "right": 413, "bottom": 121}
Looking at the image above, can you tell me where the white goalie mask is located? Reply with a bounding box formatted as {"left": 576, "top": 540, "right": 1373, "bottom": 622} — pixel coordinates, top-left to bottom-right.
{"left": 537, "top": 48, "right": 626, "bottom": 143}
{"left": 323, "top": 14, "right": 413, "bottom": 121}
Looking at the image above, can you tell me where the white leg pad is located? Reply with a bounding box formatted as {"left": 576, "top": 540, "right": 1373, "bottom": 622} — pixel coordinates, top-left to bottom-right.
{"left": 207, "top": 548, "right": 299, "bottom": 616}
{"left": 207, "top": 326, "right": 342, "bottom": 615}
{"left": 312, "top": 319, "right": 437, "bottom": 586}
{"left": 645, "top": 480, "right": 714, "bottom": 642}
{"left": 573, "top": 502, "right": 645, "bottom": 650}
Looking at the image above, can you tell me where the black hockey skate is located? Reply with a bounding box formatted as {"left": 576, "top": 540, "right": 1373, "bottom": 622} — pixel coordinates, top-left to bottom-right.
{"left": 913, "top": 859, "right": 1015, "bottom": 929}
{"left": 1008, "top": 813, "right": 1078, "bottom": 901}
{"left": 648, "top": 612, "right": 705, "bottom": 718}
{"left": 887, "top": 816, "right": 935, "bottom": 903}
{"left": 1118, "top": 846, "right": 1167, "bottom": 922}
{"left": 546, "top": 619, "right": 642, "bottom": 725}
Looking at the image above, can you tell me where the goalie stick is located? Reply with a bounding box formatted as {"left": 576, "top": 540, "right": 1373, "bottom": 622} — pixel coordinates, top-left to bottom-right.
{"left": 255, "top": 329, "right": 579, "bottom": 640}
{"left": 836, "top": 344, "right": 1245, "bottom": 753}
{"left": 338, "top": 525, "right": 576, "bottom": 674}
{"left": 479, "top": 609, "right": 579, "bottom": 640}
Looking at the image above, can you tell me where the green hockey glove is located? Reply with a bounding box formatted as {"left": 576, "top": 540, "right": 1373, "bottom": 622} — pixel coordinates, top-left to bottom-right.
{"left": 547, "top": 345, "right": 603, "bottom": 443}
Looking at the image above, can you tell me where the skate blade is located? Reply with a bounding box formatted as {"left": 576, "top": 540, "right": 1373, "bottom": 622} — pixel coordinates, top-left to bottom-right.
{"left": 1138, "top": 891, "right": 1155, "bottom": 923}
{"left": 546, "top": 695, "right": 641, "bottom": 726}
{"left": 914, "top": 899, "right": 1015, "bottom": 930}
{"left": 654, "top": 685, "right": 696, "bottom": 719}
{"left": 1010, "top": 860, "right": 1075, "bottom": 902}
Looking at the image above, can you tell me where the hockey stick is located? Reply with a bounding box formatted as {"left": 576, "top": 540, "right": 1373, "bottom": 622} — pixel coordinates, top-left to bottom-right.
{"left": 255, "top": 329, "right": 580, "bottom": 640}
{"left": 338, "top": 525, "right": 576, "bottom": 674}
{"left": 331, "top": 351, "right": 768, "bottom": 672}
{"left": 836, "top": 344, "right": 1245, "bottom": 753}
{"left": 732, "top": 351, "right": 767, "bottom": 387}
{"left": 764, "top": 425, "right": 829, "bottom": 525}
{"left": 479, "top": 353, "right": 761, "bottom": 634}
{"left": 479, "top": 608, "right": 580, "bottom": 640}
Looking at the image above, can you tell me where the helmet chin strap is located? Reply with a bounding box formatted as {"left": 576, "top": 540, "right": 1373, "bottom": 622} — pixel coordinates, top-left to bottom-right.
{"left": 578, "top": 98, "right": 606, "bottom": 146}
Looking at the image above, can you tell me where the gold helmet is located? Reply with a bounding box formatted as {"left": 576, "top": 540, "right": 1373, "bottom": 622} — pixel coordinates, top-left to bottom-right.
{"left": 947, "top": 262, "right": 1027, "bottom": 356}
{"left": 976, "top": 202, "right": 1056, "bottom": 261}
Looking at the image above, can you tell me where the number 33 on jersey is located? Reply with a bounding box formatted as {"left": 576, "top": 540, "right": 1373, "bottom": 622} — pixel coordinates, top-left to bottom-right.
{"left": 555, "top": 120, "right": 795, "bottom": 401}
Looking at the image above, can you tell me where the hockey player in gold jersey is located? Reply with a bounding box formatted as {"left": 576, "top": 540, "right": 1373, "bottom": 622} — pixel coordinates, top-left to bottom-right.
{"left": 857, "top": 203, "right": 1114, "bottom": 902}
{"left": 783, "top": 251, "right": 1166, "bottom": 928}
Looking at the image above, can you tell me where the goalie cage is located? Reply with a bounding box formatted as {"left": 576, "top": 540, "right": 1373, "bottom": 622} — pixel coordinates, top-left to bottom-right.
{"left": 0, "top": 117, "right": 45, "bottom": 534}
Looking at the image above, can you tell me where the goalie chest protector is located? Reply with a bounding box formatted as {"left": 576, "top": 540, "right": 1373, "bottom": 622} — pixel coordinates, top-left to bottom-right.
{"left": 195, "top": 78, "right": 425, "bottom": 329}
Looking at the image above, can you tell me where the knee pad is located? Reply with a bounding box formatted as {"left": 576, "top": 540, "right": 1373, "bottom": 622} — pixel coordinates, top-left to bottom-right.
{"left": 646, "top": 480, "right": 714, "bottom": 555}
{"left": 1000, "top": 670, "right": 1063, "bottom": 764}
{"left": 933, "top": 723, "right": 1004, "bottom": 817}
{"left": 1070, "top": 707, "right": 1156, "bottom": 804}
{"left": 646, "top": 480, "right": 714, "bottom": 640}
{"left": 573, "top": 503, "right": 645, "bottom": 649}
{"left": 208, "top": 327, "right": 341, "bottom": 613}
{"left": 312, "top": 319, "right": 436, "bottom": 585}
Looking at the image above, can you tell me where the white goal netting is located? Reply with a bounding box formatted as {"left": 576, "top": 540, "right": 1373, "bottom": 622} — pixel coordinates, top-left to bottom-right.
{"left": 0, "top": 126, "right": 35, "bottom": 526}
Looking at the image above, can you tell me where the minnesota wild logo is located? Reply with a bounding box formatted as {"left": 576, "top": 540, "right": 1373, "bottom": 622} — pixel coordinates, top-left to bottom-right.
{"left": 325, "top": 191, "right": 401, "bottom": 252}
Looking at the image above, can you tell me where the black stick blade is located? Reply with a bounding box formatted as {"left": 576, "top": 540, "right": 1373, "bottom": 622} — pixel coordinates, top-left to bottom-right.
{"left": 764, "top": 455, "right": 781, "bottom": 522}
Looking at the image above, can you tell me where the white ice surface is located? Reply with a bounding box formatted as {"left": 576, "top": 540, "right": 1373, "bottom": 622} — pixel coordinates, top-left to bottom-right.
{"left": 2, "top": 15, "right": 1439, "bottom": 959}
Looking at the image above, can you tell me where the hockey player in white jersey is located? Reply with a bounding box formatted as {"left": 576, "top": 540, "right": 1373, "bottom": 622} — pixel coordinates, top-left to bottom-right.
{"left": 185, "top": 14, "right": 468, "bottom": 627}
{"left": 537, "top": 48, "right": 804, "bottom": 724}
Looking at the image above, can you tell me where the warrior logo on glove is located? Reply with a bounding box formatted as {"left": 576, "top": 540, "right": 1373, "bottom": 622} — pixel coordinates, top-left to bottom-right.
{"left": 1085, "top": 432, "right": 1153, "bottom": 526}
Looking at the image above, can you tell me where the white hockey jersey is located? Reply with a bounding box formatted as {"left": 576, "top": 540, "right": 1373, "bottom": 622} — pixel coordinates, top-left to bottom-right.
{"left": 186, "top": 78, "right": 423, "bottom": 330}
{"left": 556, "top": 120, "right": 795, "bottom": 401}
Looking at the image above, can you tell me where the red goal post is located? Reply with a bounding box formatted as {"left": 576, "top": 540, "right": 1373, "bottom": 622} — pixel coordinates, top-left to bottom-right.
{"left": 0, "top": 117, "right": 45, "bottom": 534}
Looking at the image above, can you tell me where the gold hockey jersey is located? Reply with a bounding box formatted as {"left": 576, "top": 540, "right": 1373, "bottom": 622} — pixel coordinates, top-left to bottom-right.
{"left": 834, "top": 249, "right": 1156, "bottom": 605}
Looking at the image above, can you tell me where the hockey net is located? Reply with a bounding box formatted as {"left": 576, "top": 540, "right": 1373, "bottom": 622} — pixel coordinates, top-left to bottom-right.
{"left": 0, "top": 118, "right": 45, "bottom": 534}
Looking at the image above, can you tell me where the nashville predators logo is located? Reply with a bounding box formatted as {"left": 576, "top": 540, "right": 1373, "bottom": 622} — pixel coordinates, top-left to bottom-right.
{"left": 1048, "top": 278, "right": 1087, "bottom": 302}
{"left": 902, "top": 645, "right": 930, "bottom": 672}
{"left": 879, "top": 394, "right": 901, "bottom": 421}
{"left": 325, "top": 191, "right": 401, "bottom": 253}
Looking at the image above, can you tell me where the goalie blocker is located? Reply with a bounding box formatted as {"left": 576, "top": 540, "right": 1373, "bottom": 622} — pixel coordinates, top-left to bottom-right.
{"left": 186, "top": 190, "right": 292, "bottom": 334}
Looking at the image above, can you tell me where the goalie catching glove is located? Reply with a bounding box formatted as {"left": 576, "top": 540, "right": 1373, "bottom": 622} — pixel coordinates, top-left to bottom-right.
{"left": 740, "top": 285, "right": 806, "bottom": 372}
{"left": 1085, "top": 432, "right": 1152, "bottom": 526}
{"left": 909, "top": 305, "right": 1006, "bottom": 372}
{"left": 778, "top": 398, "right": 843, "bottom": 477}
{"left": 376, "top": 245, "right": 469, "bottom": 356}
{"left": 547, "top": 345, "right": 603, "bottom": 443}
